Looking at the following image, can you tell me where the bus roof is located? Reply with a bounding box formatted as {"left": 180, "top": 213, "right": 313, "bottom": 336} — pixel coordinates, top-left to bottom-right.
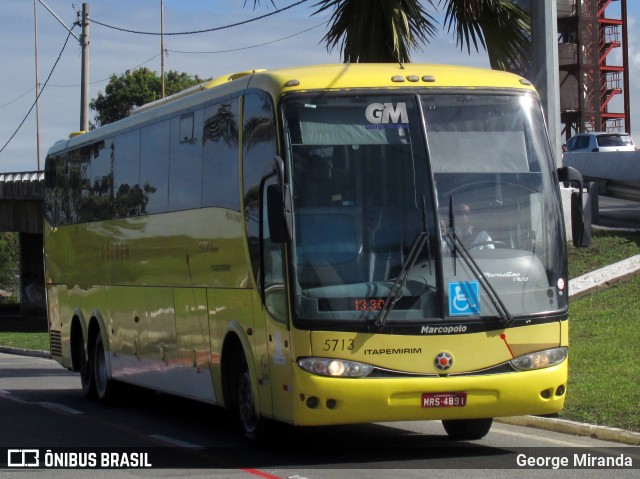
{"left": 250, "top": 63, "right": 534, "bottom": 94}
{"left": 47, "top": 63, "right": 535, "bottom": 156}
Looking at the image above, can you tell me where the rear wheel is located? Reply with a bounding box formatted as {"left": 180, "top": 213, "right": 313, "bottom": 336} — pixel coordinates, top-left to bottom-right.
{"left": 442, "top": 418, "right": 493, "bottom": 440}
{"left": 78, "top": 341, "right": 96, "bottom": 399}
{"left": 93, "top": 333, "right": 119, "bottom": 403}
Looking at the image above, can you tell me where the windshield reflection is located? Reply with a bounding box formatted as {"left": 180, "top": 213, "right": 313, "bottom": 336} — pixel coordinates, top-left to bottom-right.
{"left": 283, "top": 92, "right": 567, "bottom": 329}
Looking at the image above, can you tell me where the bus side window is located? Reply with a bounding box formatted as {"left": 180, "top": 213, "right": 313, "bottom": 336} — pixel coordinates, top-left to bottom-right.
{"left": 140, "top": 121, "right": 170, "bottom": 214}
{"left": 242, "top": 91, "right": 277, "bottom": 286}
{"left": 202, "top": 98, "right": 241, "bottom": 211}
{"left": 44, "top": 153, "right": 69, "bottom": 226}
{"left": 114, "top": 130, "right": 141, "bottom": 218}
{"left": 169, "top": 109, "right": 203, "bottom": 211}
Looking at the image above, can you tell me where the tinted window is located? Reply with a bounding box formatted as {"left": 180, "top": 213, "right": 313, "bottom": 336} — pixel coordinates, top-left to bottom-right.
{"left": 202, "top": 99, "right": 240, "bottom": 210}
{"left": 86, "top": 139, "right": 113, "bottom": 221}
{"left": 140, "top": 120, "right": 170, "bottom": 214}
{"left": 114, "top": 130, "right": 141, "bottom": 218}
{"left": 575, "top": 136, "right": 590, "bottom": 150}
{"left": 44, "top": 153, "right": 69, "bottom": 226}
{"left": 597, "top": 134, "right": 632, "bottom": 147}
{"left": 68, "top": 146, "right": 91, "bottom": 223}
{"left": 169, "top": 110, "right": 203, "bottom": 211}
{"left": 242, "top": 91, "right": 277, "bottom": 283}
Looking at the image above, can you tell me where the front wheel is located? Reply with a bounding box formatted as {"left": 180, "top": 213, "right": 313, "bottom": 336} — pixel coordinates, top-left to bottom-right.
{"left": 442, "top": 418, "right": 493, "bottom": 440}
{"left": 235, "top": 356, "right": 265, "bottom": 444}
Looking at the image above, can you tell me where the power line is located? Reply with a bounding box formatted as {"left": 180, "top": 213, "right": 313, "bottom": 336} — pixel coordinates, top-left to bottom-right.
{"left": 0, "top": 88, "right": 36, "bottom": 110}
{"left": 0, "top": 27, "right": 75, "bottom": 156}
{"left": 89, "top": 0, "right": 309, "bottom": 36}
{"left": 166, "top": 22, "right": 323, "bottom": 55}
{"left": 45, "top": 19, "right": 323, "bottom": 88}
{"left": 47, "top": 53, "right": 163, "bottom": 88}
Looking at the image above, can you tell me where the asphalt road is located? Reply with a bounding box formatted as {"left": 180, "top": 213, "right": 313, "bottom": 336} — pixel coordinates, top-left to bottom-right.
{"left": 0, "top": 352, "right": 637, "bottom": 478}
{"left": 594, "top": 195, "right": 640, "bottom": 229}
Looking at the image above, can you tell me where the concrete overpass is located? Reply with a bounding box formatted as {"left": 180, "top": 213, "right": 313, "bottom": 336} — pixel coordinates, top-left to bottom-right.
{"left": 0, "top": 171, "right": 45, "bottom": 317}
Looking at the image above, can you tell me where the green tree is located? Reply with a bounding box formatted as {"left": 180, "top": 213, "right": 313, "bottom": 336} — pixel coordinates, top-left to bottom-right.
{"left": 250, "top": 0, "right": 529, "bottom": 71}
{"left": 0, "top": 233, "right": 19, "bottom": 301}
{"left": 90, "top": 68, "right": 208, "bottom": 127}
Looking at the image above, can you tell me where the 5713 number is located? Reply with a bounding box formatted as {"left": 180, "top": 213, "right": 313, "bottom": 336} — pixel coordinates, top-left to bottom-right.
{"left": 322, "top": 339, "right": 355, "bottom": 352}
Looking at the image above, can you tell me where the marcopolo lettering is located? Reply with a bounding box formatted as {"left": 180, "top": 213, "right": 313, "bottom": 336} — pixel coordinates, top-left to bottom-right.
{"left": 365, "top": 102, "right": 408, "bottom": 124}
{"left": 421, "top": 325, "right": 468, "bottom": 335}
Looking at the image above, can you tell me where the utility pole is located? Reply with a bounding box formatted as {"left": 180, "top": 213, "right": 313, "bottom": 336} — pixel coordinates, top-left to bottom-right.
{"left": 80, "top": 3, "right": 90, "bottom": 132}
{"left": 33, "top": 0, "right": 41, "bottom": 169}
{"left": 530, "top": 1, "right": 561, "bottom": 167}
{"left": 161, "top": 0, "right": 165, "bottom": 98}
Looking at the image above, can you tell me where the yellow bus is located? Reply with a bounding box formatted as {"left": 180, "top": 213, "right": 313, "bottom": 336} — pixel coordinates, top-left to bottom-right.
{"left": 44, "top": 64, "right": 587, "bottom": 442}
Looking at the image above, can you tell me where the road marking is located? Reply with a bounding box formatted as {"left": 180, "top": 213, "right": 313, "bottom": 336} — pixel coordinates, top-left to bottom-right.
{"left": 493, "top": 425, "right": 595, "bottom": 447}
{"left": 37, "top": 401, "right": 83, "bottom": 415}
{"left": 1, "top": 391, "right": 83, "bottom": 415}
{"left": 0, "top": 389, "right": 29, "bottom": 404}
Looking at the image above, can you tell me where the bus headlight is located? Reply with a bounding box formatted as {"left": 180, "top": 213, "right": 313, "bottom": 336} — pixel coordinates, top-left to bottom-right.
{"left": 298, "top": 357, "right": 374, "bottom": 378}
{"left": 510, "top": 347, "right": 567, "bottom": 371}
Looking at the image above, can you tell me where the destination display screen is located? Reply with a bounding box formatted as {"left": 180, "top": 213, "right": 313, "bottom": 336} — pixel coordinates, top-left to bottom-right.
{"left": 317, "top": 297, "right": 420, "bottom": 312}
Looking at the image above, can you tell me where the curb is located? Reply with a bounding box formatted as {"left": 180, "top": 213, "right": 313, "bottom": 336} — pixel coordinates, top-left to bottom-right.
{"left": 0, "top": 346, "right": 51, "bottom": 359}
{"left": 568, "top": 254, "right": 640, "bottom": 298}
{"left": 496, "top": 416, "right": 640, "bottom": 446}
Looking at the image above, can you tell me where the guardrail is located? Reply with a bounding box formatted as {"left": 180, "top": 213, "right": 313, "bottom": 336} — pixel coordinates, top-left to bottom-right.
{"left": 562, "top": 151, "right": 640, "bottom": 202}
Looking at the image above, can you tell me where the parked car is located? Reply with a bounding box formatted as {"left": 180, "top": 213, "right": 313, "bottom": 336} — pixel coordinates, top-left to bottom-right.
{"left": 563, "top": 132, "right": 636, "bottom": 154}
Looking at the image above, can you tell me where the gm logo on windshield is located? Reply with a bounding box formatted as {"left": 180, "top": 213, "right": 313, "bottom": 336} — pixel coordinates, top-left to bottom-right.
{"left": 365, "top": 102, "right": 408, "bottom": 125}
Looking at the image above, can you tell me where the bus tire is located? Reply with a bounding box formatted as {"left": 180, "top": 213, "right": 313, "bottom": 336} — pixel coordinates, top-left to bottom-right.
{"left": 78, "top": 341, "right": 96, "bottom": 400}
{"left": 442, "top": 418, "right": 493, "bottom": 440}
{"left": 235, "top": 354, "right": 265, "bottom": 444}
{"left": 92, "top": 333, "right": 118, "bottom": 404}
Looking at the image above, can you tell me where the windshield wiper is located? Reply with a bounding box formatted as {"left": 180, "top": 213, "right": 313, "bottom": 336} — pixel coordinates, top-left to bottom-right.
{"left": 447, "top": 197, "right": 513, "bottom": 327}
{"left": 370, "top": 197, "right": 431, "bottom": 331}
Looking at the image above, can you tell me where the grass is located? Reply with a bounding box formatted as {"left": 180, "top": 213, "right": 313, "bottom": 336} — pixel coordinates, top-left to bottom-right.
{"left": 0, "top": 330, "right": 49, "bottom": 351}
{"left": 561, "top": 275, "right": 640, "bottom": 431}
{"left": 567, "top": 228, "right": 640, "bottom": 279}
{"left": 1, "top": 229, "right": 639, "bottom": 432}
{"left": 562, "top": 228, "right": 640, "bottom": 432}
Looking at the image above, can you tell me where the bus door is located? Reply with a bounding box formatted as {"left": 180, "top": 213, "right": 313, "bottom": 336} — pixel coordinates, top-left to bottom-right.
{"left": 261, "top": 173, "right": 294, "bottom": 422}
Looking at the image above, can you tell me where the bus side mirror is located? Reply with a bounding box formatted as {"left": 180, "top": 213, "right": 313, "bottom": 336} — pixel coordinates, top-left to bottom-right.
{"left": 557, "top": 166, "right": 591, "bottom": 247}
{"left": 267, "top": 184, "right": 292, "bottom": 243}
{"left": 557, "top": 166, "right": 583, "bottom": 190}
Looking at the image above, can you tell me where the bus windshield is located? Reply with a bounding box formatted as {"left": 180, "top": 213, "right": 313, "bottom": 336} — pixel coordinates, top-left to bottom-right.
{"left": 282, "top": 92, "right": 567, "bottom": 329}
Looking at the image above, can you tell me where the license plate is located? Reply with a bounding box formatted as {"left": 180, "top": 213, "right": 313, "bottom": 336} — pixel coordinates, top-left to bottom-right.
{"left": 422, "top": 392, "right": 467, "bottom": 408}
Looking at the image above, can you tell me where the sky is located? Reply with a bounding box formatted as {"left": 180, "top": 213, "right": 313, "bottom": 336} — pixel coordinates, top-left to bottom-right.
{"left": 0, "top": 0, "right": 638, "bottom": 173}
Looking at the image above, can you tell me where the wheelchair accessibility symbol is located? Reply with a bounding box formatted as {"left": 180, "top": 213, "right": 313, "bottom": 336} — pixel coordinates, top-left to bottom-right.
{"left": 448, "top": 281, "right": 480, "bottom": 316}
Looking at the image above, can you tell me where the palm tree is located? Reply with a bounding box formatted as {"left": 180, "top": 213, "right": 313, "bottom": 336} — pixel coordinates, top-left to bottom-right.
{"left": 248, "top": 0, "right": 530, "bottom": 71}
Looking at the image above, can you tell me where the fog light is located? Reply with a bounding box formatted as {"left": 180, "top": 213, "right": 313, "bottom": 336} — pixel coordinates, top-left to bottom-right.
{"left": 306, "top": 396, "right": 319, "bottom": 409}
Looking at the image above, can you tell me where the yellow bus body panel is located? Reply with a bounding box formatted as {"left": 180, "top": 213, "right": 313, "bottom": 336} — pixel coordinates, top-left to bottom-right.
{"left": 45, "top": 63, "right": 564, "bottom": 428}
{"left": 308, "top": 324, "right": 560, "bottom": 374}
{"left": 291, "top": 361, "right": 567, "bottom": 426}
